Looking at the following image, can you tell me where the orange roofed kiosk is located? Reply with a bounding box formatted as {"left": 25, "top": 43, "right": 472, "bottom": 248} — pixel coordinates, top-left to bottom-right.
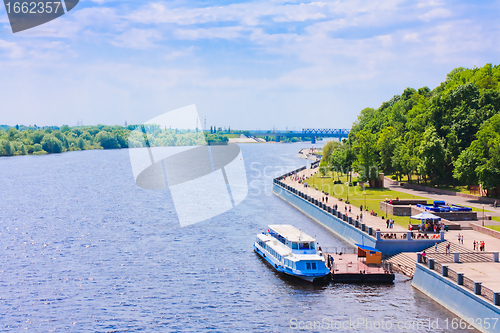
{"left": 355, "top": 244, "right": 382, "bottom": 266}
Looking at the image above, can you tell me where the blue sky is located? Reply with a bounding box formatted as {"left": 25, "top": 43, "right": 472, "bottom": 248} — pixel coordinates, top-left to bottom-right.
{"left": 0, "top": 0, "right": 499, "bottom": 129}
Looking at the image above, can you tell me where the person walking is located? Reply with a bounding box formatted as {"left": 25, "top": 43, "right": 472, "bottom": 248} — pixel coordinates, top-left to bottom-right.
{"left": 386, "top": 219, "right": 390, "bottom": 228}
{"left": 457, "top": 234, "right": 461, "bottom": 243}
{"left": 473, "top": 240, "right": 477, "bottom": 251}
{"left": 360, "top": 213, "right": 363, "bottom": 222}
{"left": 494, "top": 200, "right": 497, "bottom": 209}
{"left": 434, "top": 243, "right": 438, "bottom": 252}
{"left": 461, "top": 235, "right": 464, "bottom": 244}
{"left": 446, "top": 243, "right": 451, "bottom": 255}
{"left": 349, "top": 205, "right": 351, "bottom": 213}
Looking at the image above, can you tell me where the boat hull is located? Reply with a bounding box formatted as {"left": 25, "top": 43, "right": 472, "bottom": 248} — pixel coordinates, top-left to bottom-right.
{"left": 254, "top": 245, "right": 330, "bottom": 284}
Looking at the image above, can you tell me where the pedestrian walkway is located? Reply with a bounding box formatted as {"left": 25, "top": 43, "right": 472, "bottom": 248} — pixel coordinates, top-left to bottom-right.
{"left": 282, "top": 169, "right": 409, "bottom": 234}
{"left": 284, "top": 166, "right": 500, "bottom": 254}
{"left": 385, "top": 180, "right": 500, "bottom": 221}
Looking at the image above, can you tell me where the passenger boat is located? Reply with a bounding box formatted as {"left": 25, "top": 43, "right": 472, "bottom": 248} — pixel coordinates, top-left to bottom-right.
{"left": 254, "top": 224, "right": 330, "bottom": 283}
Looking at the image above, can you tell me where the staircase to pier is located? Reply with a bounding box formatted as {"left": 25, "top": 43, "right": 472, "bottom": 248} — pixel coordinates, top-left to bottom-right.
{"left": 385, "top": 241, "right": 492, "bottom": 278}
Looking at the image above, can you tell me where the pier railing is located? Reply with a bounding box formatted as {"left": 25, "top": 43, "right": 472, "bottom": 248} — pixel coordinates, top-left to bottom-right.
{"left": 379, "top": 231, "right": 442, "bottom": 240}
{"left": 273, "top": 175, "right": 444, "bottom": 243}
{"left": 417, "top": 253, "right": 500, "bottom": 306}
{"left": 322, "top": 247, "right": 356, "bottom": 254}
{"left": 274, "top": 166, "right": 448, "bottom": 243}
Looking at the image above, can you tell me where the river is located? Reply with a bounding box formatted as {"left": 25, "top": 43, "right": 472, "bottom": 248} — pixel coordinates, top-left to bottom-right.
{"left": 0, "top": 142, "right": 475, "bottom": 332}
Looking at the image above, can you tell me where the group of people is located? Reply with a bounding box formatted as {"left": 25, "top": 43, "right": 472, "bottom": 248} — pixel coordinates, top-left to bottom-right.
{"left": 321, "top": 196, "right": 329, "bottom": 203}
{"left": 473, "top": 240, "right": 486, "bottom": 251}
{"left": 386, "top": 218, "right": 395, "bottom": 229}
{"left": 382, "top": 233, "right": 399, "bottom": 239}
{"left": 325, "top": 254, "right": 334, "bottom": 269}
{"left": 457, "top": 234, "right": 464, "bottom": 244}
{"left": 418, "top": 222, "right": 445, "bottom": 233}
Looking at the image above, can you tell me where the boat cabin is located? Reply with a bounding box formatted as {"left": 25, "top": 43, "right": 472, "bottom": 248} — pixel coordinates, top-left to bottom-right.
{"left": 268, "top": 224, "right": 317, "bottom": 254}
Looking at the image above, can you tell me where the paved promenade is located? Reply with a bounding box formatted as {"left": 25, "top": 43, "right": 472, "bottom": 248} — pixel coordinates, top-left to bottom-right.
{"left": 282, "top": 168, "right": 409, "bottom": 234}
{"left": 282, "top": 166, "right": 500, "bottom": 296}
{"left": 385, "top": 180, "right": 500, "bottom": 222}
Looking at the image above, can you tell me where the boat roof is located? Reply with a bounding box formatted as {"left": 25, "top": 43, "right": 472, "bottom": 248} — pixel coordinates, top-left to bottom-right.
{"left": 268, "top": 224, "right": 316, "bottom": 242}
{"left": 291, "top": 254, "right": 325, "bottom": 261}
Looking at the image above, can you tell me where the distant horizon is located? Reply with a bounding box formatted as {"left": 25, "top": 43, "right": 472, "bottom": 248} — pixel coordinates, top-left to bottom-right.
{"left": 0, "top": 123, "right": 352, "bottom": 131}
{"left": 1, "top": 1, "right": 499, "bottom": 129}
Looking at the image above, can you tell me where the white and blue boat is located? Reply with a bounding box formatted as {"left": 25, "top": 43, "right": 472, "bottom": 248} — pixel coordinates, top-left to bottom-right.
{"left": 254, "top": 224, "right": 330, "bottom": 283}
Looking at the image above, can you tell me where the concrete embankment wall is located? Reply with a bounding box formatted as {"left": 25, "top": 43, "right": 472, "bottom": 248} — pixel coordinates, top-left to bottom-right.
{"left": 273, "top": 183, "right": 442, "bottom": 255}
{"left": 273, "top": 184, "right": 377, "bottom": 249}
{"left": 412, "top": 264, "right": 500, "bottom": 333}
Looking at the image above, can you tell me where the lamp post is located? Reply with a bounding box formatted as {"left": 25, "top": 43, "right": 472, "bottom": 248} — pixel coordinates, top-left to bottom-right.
{"left": 321, "top": 172, "right": 323, "bottom": 192}
{"left": 364, "top": 191, "right": 366, "bottom": 211}
{"left": 385, "top": 198, "right": 388, "bottom": 219}
{"left": 409, "top": 204, "right": 412, "bottom": 225}
{"left": 483, "top": 204, "right": 485, "bottom": 227}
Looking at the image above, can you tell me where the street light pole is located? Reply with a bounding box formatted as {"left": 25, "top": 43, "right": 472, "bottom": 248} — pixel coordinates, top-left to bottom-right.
{"left": 385, "top": 198, "right": 388, "bottom": 219}
{"left": 364, "top": 192, "right": 366, "bottom": 211}
{"left": 483, "top": 204, "right": 485, "bottom": 227}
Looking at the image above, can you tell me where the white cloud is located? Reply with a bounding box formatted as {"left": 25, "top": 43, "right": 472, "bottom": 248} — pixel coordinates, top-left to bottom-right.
{"left": 112, "top": 28, "right": 162, "bottom": 48}
{"left": 0, "top": 39, "right": 23, "bottom": 58}
{"left": 174, "top": 26, "right": 248, "bottom": 40}
{"left": 419, "top": 8, "right": 452, "bottom": 21}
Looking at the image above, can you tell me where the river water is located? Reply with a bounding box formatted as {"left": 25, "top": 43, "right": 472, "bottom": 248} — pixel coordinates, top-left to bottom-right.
{"left": 0, "top": 142, "right": 475, "bottom": 332}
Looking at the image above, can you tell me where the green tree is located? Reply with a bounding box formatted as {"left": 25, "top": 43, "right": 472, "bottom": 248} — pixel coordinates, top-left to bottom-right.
{"left": 377, "top": 126, "right": 397, "bottom": 174}
{"left": 0, "top": 139, "right": 14, "bottom": 156}
{"left": 453, "top": 149, "right": 479, "bottom": 184}
{"left": 353, "top": 130, "right": 378, "bottom": 182}
{"left": 417, "top": 127, "right": 446, "bottom": 184}
{"left": 41, "top": 135, "right": 63, "bottom": 153}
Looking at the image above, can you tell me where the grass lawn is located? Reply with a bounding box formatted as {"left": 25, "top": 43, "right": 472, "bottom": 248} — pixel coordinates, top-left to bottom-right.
{"left": 491, "top": 217, "right": 500, "bottom": 223}
{"left": 223, "top": 134, "right": 240, "bottom": 138}
{"left": 305, "top": 172, "right": 428, "bottom": 228}
{"left": 386, "top": 174, "right": 474, "bottom": 195}
{"left": 486, "top": 225, "right": 500, "bottom": 232}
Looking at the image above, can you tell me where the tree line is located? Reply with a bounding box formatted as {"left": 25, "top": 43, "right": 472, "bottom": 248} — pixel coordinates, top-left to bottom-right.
{"left": 321, "top": 63, "right": 500, "bottom": 196}
{"left": 0, "top": 124, "right": 227, "bottom": 156}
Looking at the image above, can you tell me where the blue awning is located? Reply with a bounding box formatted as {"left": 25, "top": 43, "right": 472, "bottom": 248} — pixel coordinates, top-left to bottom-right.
{"left": 355, "top": 243, "right": 381, "bottom": 253}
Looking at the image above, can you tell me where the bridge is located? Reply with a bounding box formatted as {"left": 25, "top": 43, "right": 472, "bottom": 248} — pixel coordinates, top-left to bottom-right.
{"left": 245, "top": 128, "right": 350, "bottom": 143}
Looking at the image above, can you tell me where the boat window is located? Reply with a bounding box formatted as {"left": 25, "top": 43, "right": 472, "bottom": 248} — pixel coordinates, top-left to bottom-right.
{"left": 310, "top": 243, "right": 315, "bottom": 249}
{"left": 292, "top": 242, "right": 298, "bottom": 249}
{"left": 299, "top": 243, "right": 310, "bottom": 250}
{"left": 306, "top": 262, "right": 311, "bottom": 270}
{"left": 312, "top": 263, "right": 317, "bottom": 270}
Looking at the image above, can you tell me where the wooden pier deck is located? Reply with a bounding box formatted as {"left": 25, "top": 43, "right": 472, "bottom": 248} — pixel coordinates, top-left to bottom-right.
{"left": 324, "top": 253, "right": 395, "bottom": 283}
